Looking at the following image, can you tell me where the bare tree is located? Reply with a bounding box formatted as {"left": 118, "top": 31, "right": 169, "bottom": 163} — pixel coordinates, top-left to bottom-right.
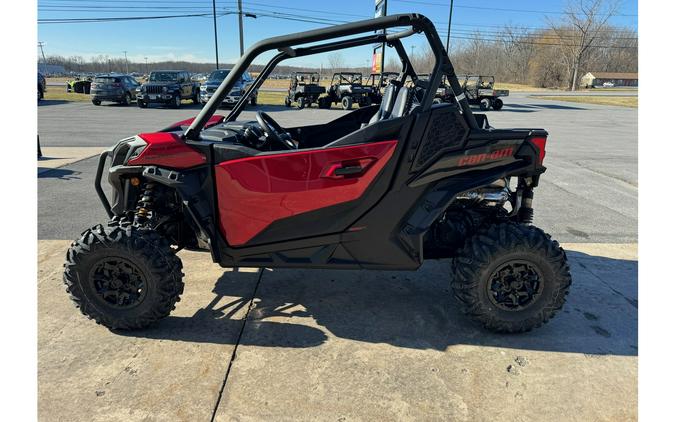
{"left": 327, "top": 52, "right": 345, "bottom": 74}
{"left": 549, "top": 0, "right": 620, "bottom": 90}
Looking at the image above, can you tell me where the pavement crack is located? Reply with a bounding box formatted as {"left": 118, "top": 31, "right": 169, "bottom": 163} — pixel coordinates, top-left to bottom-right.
{"left": 209, "top": 268, "right": 265, "bottom": 422}
{"left": 577, "top": 260, "right": 638, "bottom": 309}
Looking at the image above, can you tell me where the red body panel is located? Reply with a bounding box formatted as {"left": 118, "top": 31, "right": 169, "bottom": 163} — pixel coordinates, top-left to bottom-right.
{"left": 166, "top": 114, "right": 225, "bottom": 131}
{"left": 129, "top": 132, "right": 206, "bottom": 169}
{"left": 215, "top": 140, "right": 398, "bottom": 246}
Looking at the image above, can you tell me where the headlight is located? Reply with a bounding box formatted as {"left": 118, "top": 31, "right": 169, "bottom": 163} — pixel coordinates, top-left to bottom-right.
{"left": 162, "top": 86, "right": 168, "bottom": 93}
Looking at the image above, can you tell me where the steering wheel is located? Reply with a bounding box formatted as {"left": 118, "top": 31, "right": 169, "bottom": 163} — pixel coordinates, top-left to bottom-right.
{"left": 255, "top": 111, "right": 297, "bottom": 150}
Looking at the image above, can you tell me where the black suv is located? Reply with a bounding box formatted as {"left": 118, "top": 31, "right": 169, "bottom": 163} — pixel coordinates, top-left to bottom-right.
{"left": 199, "top": 69, "right": 257, "bottom": 107}
{"left": 137, "top": 70, "right": 199, "bottom": 109}
{"left": 90, "top": 74, "right": 140, "bottom": 106}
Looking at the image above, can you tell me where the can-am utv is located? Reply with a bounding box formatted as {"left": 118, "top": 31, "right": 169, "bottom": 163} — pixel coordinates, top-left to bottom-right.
{"left": 284, "top": 71, "right": 327, "bottom": 109}
{"left": 64, "top": 14, "right": 571, "bottom": 333}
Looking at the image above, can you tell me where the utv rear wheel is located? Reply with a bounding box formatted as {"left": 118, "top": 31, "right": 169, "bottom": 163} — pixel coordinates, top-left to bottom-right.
{"left": 479, "top": 98, "right": 491, "bottom": 111}
{"left": 492, "top": 98, "right": 504, "bottom": 110}
{"left": 250, "top": 94, "right": 257, "bottom": 106}
{"left": 297, "top": 97, "right": 306, "bottom": 109}
{"left": 63, "top": 224, "right": 184, "bottom": 330}
{"left": 172, "top": 95, "right": 181, "bottom": 109}
{"left": 92, "top": 99, "right": 101, "bottom": 106}
{"left": 451, "top": 223, "right": 571, "bottom": 333}
{"left": 341, "top": 96, "right": 353, "bottom": 110}
{"left": 284, "top": 96, "right": 292, "bottom": 107}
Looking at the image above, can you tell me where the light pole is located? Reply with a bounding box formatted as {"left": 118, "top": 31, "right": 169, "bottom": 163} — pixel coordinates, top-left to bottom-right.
{"left": 445, "top": 0, "right": 454, "bottom": 53}
{"left": 237, "top": 0, "right": 244, "bottom": 56}
{"left": 144, "top": 57, "right": 148, "bottom": 75}
{"left": 38, "top": 41, "right": 47, "bottom": 63}
{"left": 123, "top": 51, "right": 129, "bottom": 74}
{"left": 212, "top": 0, "right": 219, "bottom": 68}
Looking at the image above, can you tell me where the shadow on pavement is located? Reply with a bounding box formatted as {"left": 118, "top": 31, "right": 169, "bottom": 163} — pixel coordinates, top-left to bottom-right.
{"left": 38, "top": 100, "right": 71, "bottom": 107}
{"left": 38, "top": 168, "right": 81, "bottom": 180}
{"left": 122, "top": 251, "right": 637, "bottom": 356}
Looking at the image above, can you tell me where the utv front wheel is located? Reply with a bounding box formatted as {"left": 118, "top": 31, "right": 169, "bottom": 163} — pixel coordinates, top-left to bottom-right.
{"left": 341, "top": 96, "right": 353, "bottom": 110}
{"left": 63, "top": 224, "right": 184, "bottom": 330}
{"left": 492, "top": 98, "right": 504, "bottom": 110}
{"left": 451, "top": 223, "right": 571, "bottom": 333}
{"left": 479, "top": 98, "right": 491, "bottom": 111}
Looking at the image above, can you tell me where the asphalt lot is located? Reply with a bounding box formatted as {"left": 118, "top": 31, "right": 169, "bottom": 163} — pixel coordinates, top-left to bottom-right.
{"left": 38, "top": 93, "right": 637, "bottom": 243}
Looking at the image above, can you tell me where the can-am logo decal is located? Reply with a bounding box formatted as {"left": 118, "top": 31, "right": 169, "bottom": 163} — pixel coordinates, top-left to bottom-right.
{"left": 457, "top": 147, "right": 514, "bottom": 166}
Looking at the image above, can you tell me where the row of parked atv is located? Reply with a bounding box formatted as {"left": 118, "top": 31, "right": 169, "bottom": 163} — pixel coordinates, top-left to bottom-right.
{"left": 285, "top": 71, "right": 509, "bottom": 111}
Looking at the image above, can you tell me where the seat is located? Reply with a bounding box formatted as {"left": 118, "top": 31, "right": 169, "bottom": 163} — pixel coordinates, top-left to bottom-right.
{"left": 366, "top": 81, "right": 400, "bottom": 125}
{"left": 390, "top": 86, "right": 410, "bottom": 118}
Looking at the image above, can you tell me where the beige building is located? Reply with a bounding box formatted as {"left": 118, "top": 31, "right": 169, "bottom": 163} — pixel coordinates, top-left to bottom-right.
{"left": 580, "top": 72, "right": 638, "bottom": 88}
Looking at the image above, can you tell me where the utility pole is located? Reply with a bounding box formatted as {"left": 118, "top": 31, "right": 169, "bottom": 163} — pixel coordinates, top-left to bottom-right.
{"left": 123, "top": 51, "right": 129, "bottom": 74}
{"left": 237, "top": 0, "right": 244, "bottom": 56}
{"left": 144, "top": 57, "right": 148, "bottom": 75}
{"left": 212, "top": 0, "right": 219, "bottom": 69}
{"left": 38, "top": 41, "right": 46, "bottom": 63}
{"left": 445, "top": 0, "right": 454, "bottom": 53}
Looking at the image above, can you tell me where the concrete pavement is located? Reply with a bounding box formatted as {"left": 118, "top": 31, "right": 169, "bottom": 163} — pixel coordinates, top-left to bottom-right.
{"left": 38, "top": 147, "right": 104, "bottom": 174}
{"left": 38, "top": 241, "right": 637, "bottom": 421}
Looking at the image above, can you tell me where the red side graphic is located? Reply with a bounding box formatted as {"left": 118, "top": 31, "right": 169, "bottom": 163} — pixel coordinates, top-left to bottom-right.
{"left": 215, "top": 140, "right": 398, "bottom": 246}
{"left": 129, "top": 132, "right": 207, "bottom": 169}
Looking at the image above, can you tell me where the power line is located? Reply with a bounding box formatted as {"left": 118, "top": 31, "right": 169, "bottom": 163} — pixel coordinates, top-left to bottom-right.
{"left": 37, "top": 4, "right": 638, "bottom": 49}
{"left": 38, "top": 13, "right": 212, "bottom": 23}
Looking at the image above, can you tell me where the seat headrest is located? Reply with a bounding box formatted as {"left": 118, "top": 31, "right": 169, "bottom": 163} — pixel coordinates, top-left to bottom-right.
{"left": 391, "top": 86, "right": 410, "bottom": 118}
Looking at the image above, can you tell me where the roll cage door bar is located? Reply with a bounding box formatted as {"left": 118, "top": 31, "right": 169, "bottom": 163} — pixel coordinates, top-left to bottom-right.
{"left": 184, "top": 13, "right": 478, "bottom": 140}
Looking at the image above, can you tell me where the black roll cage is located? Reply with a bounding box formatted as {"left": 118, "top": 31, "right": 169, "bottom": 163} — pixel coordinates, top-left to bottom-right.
{"left": 184, "top": 13, "right": 478, "bottom": 140}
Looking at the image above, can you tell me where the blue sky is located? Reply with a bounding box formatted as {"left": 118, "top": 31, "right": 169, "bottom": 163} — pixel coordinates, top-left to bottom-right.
{"left": 38, "top": 0, "right": 638, "bottom": 66}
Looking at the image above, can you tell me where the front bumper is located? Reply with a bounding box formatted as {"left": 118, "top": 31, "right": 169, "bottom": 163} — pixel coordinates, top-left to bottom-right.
{"left": 200, "top": 91, "right": 243, "bottom": 105}
{"left": 137, "top": 93, "right": 177, "bottom": 103}
{"left": 91, "top": 90, "right": 125, "bottom": 101}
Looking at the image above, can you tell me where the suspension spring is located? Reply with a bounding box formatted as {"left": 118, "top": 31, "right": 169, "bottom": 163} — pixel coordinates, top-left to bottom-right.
{"left": 518, "top": 188, "right": 534, "bottom": 224}
{"left": 134, "top": 182, "right": 156, "bottom": 225}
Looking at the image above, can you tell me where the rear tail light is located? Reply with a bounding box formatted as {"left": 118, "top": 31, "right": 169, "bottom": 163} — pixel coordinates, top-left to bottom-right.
{"left": 529, "top": 136, "right": 547, "bottom": 165}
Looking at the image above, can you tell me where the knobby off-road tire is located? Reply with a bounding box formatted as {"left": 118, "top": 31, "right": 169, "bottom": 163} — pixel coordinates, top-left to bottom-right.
{"left": 451, "top": 223, "right": 571, "bottom": 333}
{"left": 63, "top": 224, "right": 184, "bottom": 330}
{"left": 479, "top": 98, "right": 491, "bottom": 111}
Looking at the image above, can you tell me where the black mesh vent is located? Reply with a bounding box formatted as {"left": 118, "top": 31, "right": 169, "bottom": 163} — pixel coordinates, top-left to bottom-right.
{"left": 411, "top": 105, "right": 469, "bottom": 172}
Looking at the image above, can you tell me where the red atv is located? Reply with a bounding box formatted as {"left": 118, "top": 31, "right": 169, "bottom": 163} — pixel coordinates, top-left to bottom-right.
{"left": 64, "top": 14, "right": 571, "bottom": 333}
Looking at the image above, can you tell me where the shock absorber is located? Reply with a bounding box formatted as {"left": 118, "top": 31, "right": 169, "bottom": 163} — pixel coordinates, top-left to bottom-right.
{"left": 518, "top": 187, "right": 534, "bottom": 224}
{"left": 134, "top": 182, "right": 156, "bottom": 225}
